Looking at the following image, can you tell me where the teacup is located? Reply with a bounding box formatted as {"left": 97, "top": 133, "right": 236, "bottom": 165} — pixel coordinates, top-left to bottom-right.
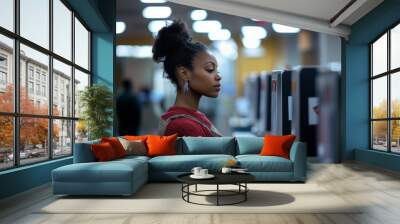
{"left": 191, "top": 167, "right": 202, "bottom": 176}
{"left": 199, "top": 168, "right": 208, "bottom": 176}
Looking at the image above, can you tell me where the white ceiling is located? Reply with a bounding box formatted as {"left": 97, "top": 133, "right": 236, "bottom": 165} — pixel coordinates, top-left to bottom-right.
{"left": 168, "top": 0, "right": 384, "bottom": 38}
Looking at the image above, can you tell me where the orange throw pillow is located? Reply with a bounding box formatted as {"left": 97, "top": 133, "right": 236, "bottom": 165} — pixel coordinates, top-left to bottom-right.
{"left": 91, "top": 142, "right": 117, "bottom": 161}
{"left": 260, "top": 135, "right": 296, "bottom": 159}
{"left": 146, "top": 133, "right": 178, "bottom": 157}
{"left": 124, "top": 135, "right": 148, "bottom": 141}
{"left": 101, "top": 137, "right": 126, "bottom": 158}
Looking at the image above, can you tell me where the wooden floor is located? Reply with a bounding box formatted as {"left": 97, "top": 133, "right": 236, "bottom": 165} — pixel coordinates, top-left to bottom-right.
{"left": 1, "top": 162, "right": 400, "bottom": 224}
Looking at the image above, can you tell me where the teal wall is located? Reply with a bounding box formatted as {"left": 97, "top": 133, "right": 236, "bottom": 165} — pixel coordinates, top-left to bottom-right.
{"left": 0, "top": 0, "right": 116, "bottom": 200}
{"left": 0, "top": 158, "right": 72, "bottom": 199}
{"left": 343, "top": 0, "right": 400, "bottom": 171}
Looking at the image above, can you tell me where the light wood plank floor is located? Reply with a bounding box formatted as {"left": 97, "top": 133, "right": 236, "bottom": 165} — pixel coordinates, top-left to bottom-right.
{"left": 1, "top": 162, "right": 400, "bottom": 224}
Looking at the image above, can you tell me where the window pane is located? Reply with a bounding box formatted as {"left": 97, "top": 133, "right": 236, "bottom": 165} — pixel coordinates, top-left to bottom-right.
{"left": 20, "top": 0, "right": 49, "bottom": 49}
{"left": 53, "top": 0, "right": 72, "bottom": 60}
{"left": 0, "top": 34, "right": 14, "bottom": 112}
{"left": 53, "top": 59, "right": 72, "bottom": 117}
{"left": 53, "top": 119, "right": 72, "bottom": 157}
{"left": 391, "top": 120, "right": 400, "bottom": 153}
{"left": 391, "top": 72, "right": 400, "bottom": 118}
{"left": 372, "top": 121, "right": 388, "bottom": 151}
{"left": 20, "top": 117, "right": 49, "bottom": 165}
{"left": 0, "top": 116, "right": 13, "bottom": 170}
{"left": 74, "top": 18, "right": 89, "bottom": 70}
{"left": 372, "top": 33, "right": 387, "bottom": 76}
{"left": 391, "top": 24, "right": 400, "bottom": 70}
{"left": 372, "top": 76, "right": 387, "bottom": 119}
{"left": 74, "top": 69, "right": 89, "bottom": 118}
{"left": 75, "top": 120, "right": 88, "bottom": 143}
{"left": 20, "top": 44, "right": 49, "bottom": 115}
{"left": 0, "top": 0, "right": 14, "bottom": 31}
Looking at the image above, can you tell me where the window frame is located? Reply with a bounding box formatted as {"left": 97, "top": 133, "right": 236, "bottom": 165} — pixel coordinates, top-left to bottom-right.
{"left": 0, "top": 0, "right": 92, "bottom": 171}
{"left": 370, "top": 20, "right": 400, "bottom": 154}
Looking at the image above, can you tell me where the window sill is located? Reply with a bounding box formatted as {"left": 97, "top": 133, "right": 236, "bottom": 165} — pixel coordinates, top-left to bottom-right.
{"left": 0, "top": 156, "right": 72, "bottom": 176}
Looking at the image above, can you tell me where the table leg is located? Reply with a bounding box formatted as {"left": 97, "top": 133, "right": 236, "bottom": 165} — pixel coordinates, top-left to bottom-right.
{"left": 217, "top": 184, "right": 219, "bottom": 206}
{"left": 195, "top": 184, "right": 197, "bottom": 192}
{"left": 187, "top": 184, "right": 190, "bottom": 202}
{"left": 245, "top": 183, "right": 247, "bottom": 201}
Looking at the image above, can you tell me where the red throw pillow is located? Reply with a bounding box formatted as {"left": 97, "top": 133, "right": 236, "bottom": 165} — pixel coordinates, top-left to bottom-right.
{"left": 260, "top": 135, "right": 296, "bottom": 159}
{"left": 101, "top": 137, "right": 126, "bottom": 158}
{"left": 146, "top": 133, "right": 178, "bottom": 157}
{"left": 91, "top": 142, "right": 117, "bottom": 161}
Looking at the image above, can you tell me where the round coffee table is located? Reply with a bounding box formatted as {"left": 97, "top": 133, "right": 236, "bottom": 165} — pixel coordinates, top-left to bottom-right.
{"left": 177, "top": 172, "right": 255, "bottom": 206}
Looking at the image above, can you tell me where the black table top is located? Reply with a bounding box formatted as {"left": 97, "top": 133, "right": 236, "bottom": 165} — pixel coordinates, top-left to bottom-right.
{"left": 177, "top": 172, "right": 255, "bottom": 185}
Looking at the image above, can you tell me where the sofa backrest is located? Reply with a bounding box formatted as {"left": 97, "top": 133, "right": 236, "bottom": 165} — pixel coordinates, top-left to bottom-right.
{"left": 177, "top": 137, "right": 236, "bottom": 155}
{"left": 73, "top": 139, "right": 100, "bottom": 163}
{"left": 235, "top": 136, "right": 264, "bottom": 155}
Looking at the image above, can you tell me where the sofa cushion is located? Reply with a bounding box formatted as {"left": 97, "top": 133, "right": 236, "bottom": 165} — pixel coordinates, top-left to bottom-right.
{"left": 149, "top": 154, "right": 235, "bottom": 172}
{"left": 178, "top": 137, "right": 235, "bottom": 155}
{"left": 118, "top": 138, "right": 147, "bottom": 156}
{"left": 147, "top": 134, "right": 178, "bottom": 157}
{"left": 101, "top": 137, "right": 127, "bottom": 158}
{"left": 91, "top": 142, "right": 118, "bottom": 161}
{"left": 236, "top": 155, "right": 293, "bottom": 172}
{"left": 260, "top": 135, "right": 296, "bottom": 159}
{"left": 53, "top": 158, "right": 147, "bottom": 183}
{"left": 235, "top": 137, "right": 264, "bottom": 155}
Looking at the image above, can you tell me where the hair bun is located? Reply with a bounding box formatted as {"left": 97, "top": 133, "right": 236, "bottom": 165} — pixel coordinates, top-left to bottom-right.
{"left": 152, "top": 20, "right": 192, "bottom": 63}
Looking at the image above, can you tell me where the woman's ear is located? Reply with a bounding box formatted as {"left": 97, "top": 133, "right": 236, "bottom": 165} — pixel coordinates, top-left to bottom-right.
{"left": 176, "top": 66, "right": 190, "bottom": 81}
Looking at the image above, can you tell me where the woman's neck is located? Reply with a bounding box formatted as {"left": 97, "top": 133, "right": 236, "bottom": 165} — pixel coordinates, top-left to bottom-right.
{"left": 174, "top": 90, "right": 201, "bottom": 111}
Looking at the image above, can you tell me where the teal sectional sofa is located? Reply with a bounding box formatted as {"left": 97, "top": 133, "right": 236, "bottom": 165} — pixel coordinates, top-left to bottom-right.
{"left": 52, "top": 137, "right": 307, "bottom": 196}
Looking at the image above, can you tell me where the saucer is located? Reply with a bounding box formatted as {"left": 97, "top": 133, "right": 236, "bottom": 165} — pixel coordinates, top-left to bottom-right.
{"left": 190, "top": 174, "right": 215, "bottom": 179}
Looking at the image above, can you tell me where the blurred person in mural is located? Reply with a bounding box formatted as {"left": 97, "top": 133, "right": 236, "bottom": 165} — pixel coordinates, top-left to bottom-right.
{"left": 152, "top": 20, "right": 223, "bottom": 137}
{"left": 116, "top": 79, "right": 142, "bottom": 135}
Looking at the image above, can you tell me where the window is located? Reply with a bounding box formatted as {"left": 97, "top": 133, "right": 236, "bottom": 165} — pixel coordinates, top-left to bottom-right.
{"left": 74, "top": 18, "right": 90, "bottom": 70}
{"left": 28, "top": 67, "right": 34, "bottom": 80}
{"left": 370, "top": 23, "right": 400, "bottom": 154}
{"left": 0, "top": 71, "right": 6, "bottom": 85}
{"left": 42, "top": 85, "right": 46, "bottom": 97}
{"left": 0, "top": 34, "right": 13, "bottom": 113}
{"left": 35, "top": 70, "right": 41, "bottom": 81}
{"left": 0, "top": 0, "right": 91, "bottom": 170}
{"left": 53, "top": 0, "right": 72, "bottom": 60}
{"left": 0, "top": 0, "right": 14, "bottom": 32}
{"left": 28, "top": 81, "right": 34, "bottom": 94}
{"left": 35, "top": 84, "right": 40, "bottom": 95}
{"left": 20, "top": 0, "right": 49, "bottom": 49}
{"left": 0, "top": 55, "right": 7, "bottom": 67}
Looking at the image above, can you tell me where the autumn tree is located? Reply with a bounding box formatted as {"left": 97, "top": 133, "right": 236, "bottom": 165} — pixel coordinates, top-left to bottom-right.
{"left": 372, "top": 99, "right": 400, "bottom": 144}
{"left": 0, "top": 84, "right": 60, "bottom": 153}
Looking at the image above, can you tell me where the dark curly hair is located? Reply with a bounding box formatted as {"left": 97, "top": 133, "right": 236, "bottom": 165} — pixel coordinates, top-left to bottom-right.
{"left": 152, "top": 20, "right": 207, "bottom": 90}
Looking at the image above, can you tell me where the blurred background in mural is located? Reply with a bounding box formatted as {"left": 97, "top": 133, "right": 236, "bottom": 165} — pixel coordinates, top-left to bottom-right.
{"left": 115, "top": 0, "right": 342, "bottom": 161}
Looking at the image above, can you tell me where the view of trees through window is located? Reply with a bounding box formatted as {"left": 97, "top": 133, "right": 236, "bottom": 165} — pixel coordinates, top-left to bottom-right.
{"left": 0, "top": 0, "right": 91, "bottom": 170}
{"left": 371, "top": 23, "right": 400, "bottom": 153}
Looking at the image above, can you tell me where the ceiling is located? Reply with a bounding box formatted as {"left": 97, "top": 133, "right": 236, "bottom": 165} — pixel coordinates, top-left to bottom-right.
{"left": 116, "top": 0, "right": 384, "bottom": 42}
{"left": 117, "top": 0, "right": 299, "bottom": 44}
{"left": 168, "top": 0, "right": 384, "bottom": 37}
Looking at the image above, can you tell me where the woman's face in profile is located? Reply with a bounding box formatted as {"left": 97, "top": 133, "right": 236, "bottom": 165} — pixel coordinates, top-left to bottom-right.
{"left": 189, "top": 51, "right": 222, "bottom": 98}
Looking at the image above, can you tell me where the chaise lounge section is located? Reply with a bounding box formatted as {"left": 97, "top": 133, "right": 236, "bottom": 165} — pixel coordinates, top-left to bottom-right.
{"left": 52, "top": 136, "right": 307, "bottom": 196}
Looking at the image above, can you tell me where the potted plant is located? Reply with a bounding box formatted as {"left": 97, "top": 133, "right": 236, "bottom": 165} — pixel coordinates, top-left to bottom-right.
{"left": 79, "top": 84, "right": 113, "bottom": 140}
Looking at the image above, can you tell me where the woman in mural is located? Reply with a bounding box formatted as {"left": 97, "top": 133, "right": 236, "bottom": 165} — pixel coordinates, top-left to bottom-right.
{"left": 152, "top": 20, "right": 223, "bottom": 137}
